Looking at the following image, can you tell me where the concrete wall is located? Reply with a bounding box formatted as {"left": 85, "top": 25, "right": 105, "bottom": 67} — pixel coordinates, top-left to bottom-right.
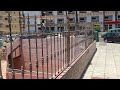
{"left": 56, "top": 41, "right": 96, "bottom": 79}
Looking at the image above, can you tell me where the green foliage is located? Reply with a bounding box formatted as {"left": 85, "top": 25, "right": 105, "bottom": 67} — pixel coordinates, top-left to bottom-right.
{"left": 94, "top": 25, "right": 100, "bottom": 31}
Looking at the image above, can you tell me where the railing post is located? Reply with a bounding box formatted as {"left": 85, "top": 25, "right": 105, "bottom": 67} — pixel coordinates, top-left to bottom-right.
{"left": 0, "top": 55, "right": 3, "bottom": 79}
{"left": 65, "top": 11, "right": 70, "bottom": 66}
{"left": 85, "top": 28, "right": 87, "bottom": 49}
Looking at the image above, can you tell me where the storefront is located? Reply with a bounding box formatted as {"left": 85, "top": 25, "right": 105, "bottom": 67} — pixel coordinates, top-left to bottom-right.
{"left": 104, "top": 21, "right": 120, "bottom": 31}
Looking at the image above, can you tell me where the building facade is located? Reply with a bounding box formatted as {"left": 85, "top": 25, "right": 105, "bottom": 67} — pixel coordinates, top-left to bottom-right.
{"left": 23, "top": 11, "right": 120, "bottom": 32}
{"left": 0, "top": 11, "right": 22, "bottom": 34}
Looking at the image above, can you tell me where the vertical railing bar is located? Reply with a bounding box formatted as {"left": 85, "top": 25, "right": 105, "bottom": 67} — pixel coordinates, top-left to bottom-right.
{"left": 27, "top": 14, "right": 32, "bottom": 79}
{"left": 57, "top": 32, "right": 59, "bottom": 73}
{"left": 0, "top": 50, "right": 3, "bottom": 79}
{"left": 45, "top": 16, "right": 49, "bottom": 79}
{"left": 40, "top": 20, "right": 44, "bottom": 79}
{"left": 64, "top": 27, "right": 67, "bottom": 67}
{"left": 8, "top": 12, "right": 15, "bottom": 79}
{"left": 49, "top": 17, "right": 53, "bottom": 79}
{"left": 66, "top": 13, "right": 70, "bottom": 66}
{"left": 53, "top": 33, "right": 56, "bottom": 76}
{"left": 70, "top": 32, "right": 72, "bottom": 62}
{"left": 59, "top": 24, "right": 62, "bottom": 71}
{"left": 74, "top": 30, "right": 76, "bottom": 61}
{"left": 34, "top": 15, "right": 39, "bottom": 79}
{"left": 50, "top": 33, "right": 53, "bottom": 78}
{"left": 72, "top": 32, "right": 75, "bottom": 61}
{"left": 46, "top": 34, "right": 49, "bottom": 78}
{"left": 85, "top": 28, "right": 87, "bottom": 49}
{"left": 63, "top": 31, "right": 65, "bottom": 68}
{"left": 19, "top": 11, "right": 24, "bottom": 79}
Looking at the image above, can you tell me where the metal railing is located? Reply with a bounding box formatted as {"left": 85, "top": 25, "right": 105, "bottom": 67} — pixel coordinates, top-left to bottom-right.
{"left": 0, "top": 11, "right": 94, "bottom": 79}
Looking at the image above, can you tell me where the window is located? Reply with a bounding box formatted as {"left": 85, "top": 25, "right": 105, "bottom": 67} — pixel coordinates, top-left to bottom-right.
{"left": 104, "top": 15, "right": 113, "bottom": 21}
{"left": 79, "top": 11, "right": 86, "bottom": 13}
{"left": 5, "top": 18, "right": 8, "bottom": 20}
{"left": 51, "top": 27, "right": 55, "bottom": 31}
{"left": 69, "top": 18, "right": 75, "bottom": 23}
{"left": 70, "top": 26, "right": 75, "bottom": 31}
{"left": 46, "top": 11, "right": 53, "bottom": 15}
{"left": 41, "top": 11, "right": 45, "bottom": 16}
{"left": 117, "top": 24, "right": 120, "bottom": 28}
{"left": 61, "top": 27, "right": 64, "bottom": 31}
{"left": 104, "top": 25, "right": 108, "bottom": 31}
{"left": 118, "top": 15, "right": 120, "bottom": 20}
{"left": 109, "top": 25, "right": 112, "bottom": 29}
{"left": 42, "top": 19, "right": 45, "bottom": 23}
{"left": 49, "top": 20, "right": 54, "bottom": 23}
{"left": 57, "top": 18, "right": 64, "bottom": 23}
{"left": 68, "top": 11, "right": 75, "bottom": 14}
{"left": 57, "top": 11, "right": 64, "bottom": 15}
{"left": 6, "top": 25, "right": 9, "bottom": 28}
{"left": 79, "top": 17, "right": 86, "bottom": 22}
{"left": 91, "top": 16, "right": 99, "bottom": 22}
{"left": 58, "top": 27, "right": 64, "bottom": 31}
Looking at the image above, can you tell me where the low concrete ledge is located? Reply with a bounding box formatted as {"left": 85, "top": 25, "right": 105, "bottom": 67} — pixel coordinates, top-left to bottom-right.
{"left": 56, "top": 41, "right": 96, "bottom": 79}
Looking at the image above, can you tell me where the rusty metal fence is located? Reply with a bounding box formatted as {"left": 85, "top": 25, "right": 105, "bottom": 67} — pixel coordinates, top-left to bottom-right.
{"left": 0, "top": 11, "right": 94, "bottom": 79}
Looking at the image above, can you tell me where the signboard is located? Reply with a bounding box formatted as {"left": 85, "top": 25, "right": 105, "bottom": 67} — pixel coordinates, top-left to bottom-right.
{"left": 104, "top": 21, "right": 120, "bottom": 24}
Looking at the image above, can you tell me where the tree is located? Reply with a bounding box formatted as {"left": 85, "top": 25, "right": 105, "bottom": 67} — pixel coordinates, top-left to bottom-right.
{"left": 94, "top": 25, "right": 100, "bottom": 32}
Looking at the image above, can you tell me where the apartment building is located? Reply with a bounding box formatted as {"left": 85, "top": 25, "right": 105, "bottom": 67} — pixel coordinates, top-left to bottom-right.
{"left": 0, "top": 11, "right": 22, "bottom": 34}
{"left": 24, "top": 11, "right": 120, "bottom": 32}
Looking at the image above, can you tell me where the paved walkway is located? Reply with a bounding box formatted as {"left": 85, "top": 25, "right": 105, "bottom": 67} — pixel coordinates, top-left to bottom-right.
{"left": 83, "top": 40, "right": 120, "bottom": 79}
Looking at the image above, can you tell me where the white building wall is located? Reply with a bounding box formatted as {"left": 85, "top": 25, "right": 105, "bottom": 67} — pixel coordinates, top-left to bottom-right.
{"left": 99, "top": 15, "right": 103, "bottom": 22}
{"left": 87, "top": 11, "right": 91, "bottom": 13}
{"left": 53, "top": 11, "right": 57, "bottom": 15}
{"left": 112, "top": 14, "right": 115, "bottom": 21}
{"left": 24, "top": 11, "right": 40, "bottom": 32}
{"left": 86, "top": 16, "right": 91, "bottom": 22}
{"left": 23, "top": 11, "right": 120, "bottom": 32}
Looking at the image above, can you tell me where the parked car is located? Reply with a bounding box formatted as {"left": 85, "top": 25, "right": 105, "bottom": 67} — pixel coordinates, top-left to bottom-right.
{"left": 102, "top": 28, "right": 120, "bottom": 38}
{"left": 104, "top": 32, "right": 120, "bottom": 43}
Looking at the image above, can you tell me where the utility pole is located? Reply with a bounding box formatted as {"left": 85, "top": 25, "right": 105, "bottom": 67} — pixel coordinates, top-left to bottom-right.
{"left": 75, "top": 11, "right": 78, "bottom": 23}
{"left": 75, "top": 11, "right": 79, "bottom": 30}
{"left": 115, "top": 11, "right": 118, "bottom": 28}
{"left": 103, "top": 11, "right": 105, "bottom": 32}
